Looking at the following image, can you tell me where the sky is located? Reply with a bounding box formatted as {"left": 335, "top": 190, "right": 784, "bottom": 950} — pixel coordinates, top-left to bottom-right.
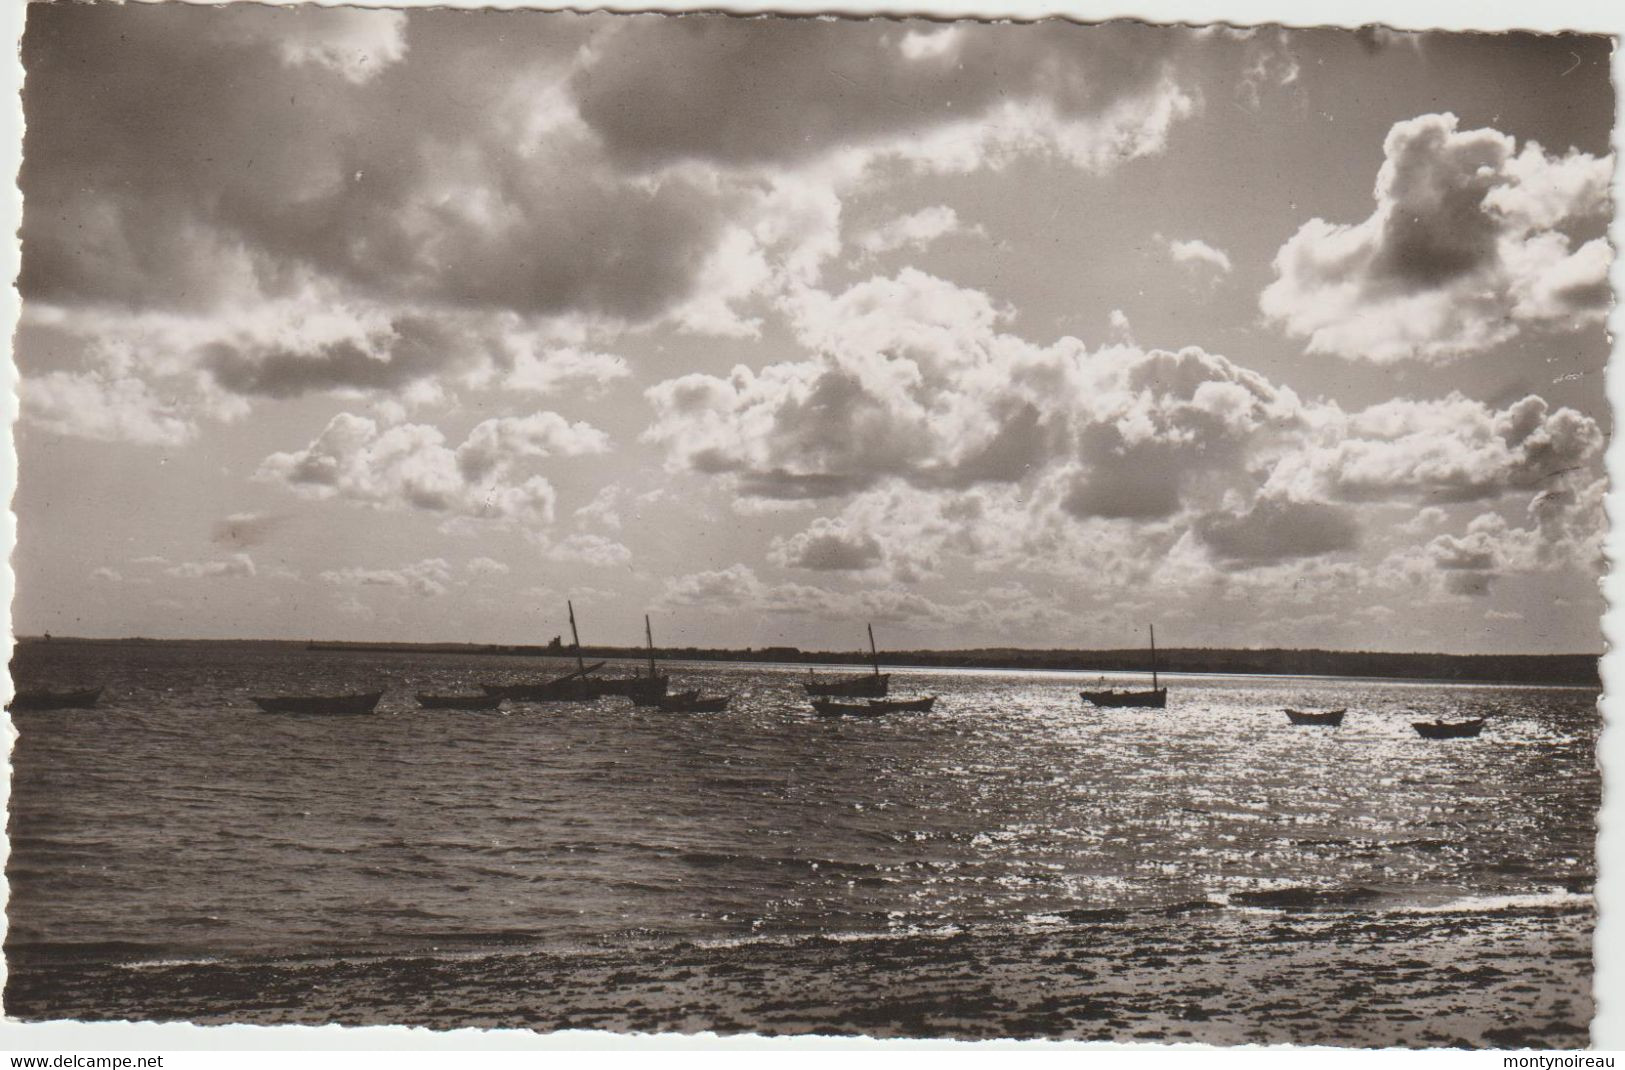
{"left": 9, "top": 5, "right": 1615, "bottom": 654}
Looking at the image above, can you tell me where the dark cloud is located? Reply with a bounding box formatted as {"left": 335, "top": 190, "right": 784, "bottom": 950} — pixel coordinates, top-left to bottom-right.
{"left": 771, "top": 520, "right": 884, "bottom": 571}
{"left": 203, "top": 319, "right": 454, "bottom": 399}
{"left": 1196, "top": 498, "right": 1361, "bottom": 567}
{"left": 573, "top": 17, "right": 1183, "bottom": 170}
{"left": 20, "top": 5, "right": 719, "bottom": 324}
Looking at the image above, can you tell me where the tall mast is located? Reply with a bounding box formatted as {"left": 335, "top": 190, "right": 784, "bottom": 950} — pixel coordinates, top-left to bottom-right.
{"left": 567, "top": 600, "right": 585, "bottom": 674}
{"left": 645, "top": 614, "right": 657, "bottom": 679}
{"left": 1150, "top": 623, "right": 1159, "bottom": 691}
{"left": 868, "top": 623, "right": 880, "bottom": 678}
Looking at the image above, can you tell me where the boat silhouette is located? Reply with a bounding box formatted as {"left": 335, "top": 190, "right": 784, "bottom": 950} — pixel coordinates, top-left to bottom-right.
{"left": 1080, "top": 625, "right": 1167, "bottom": 708}
{"left": 7, "top": 686, "right": 104, "bottom": 711}
{"left": 1285, "top": 708, "right": 1346, "bottom": 726}
{"left": 803, "top": 623, "right": 889, "bottom": 697}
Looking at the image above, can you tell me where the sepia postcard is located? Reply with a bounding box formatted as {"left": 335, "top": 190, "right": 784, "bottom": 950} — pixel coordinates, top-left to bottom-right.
{"left": 2, "top": 0, "right": 1616, "bottom": 1053}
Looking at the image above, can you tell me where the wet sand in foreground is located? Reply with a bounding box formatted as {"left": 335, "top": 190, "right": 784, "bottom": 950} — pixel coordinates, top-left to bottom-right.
{"left": 5, "top": 904, "right": 1590, "bottom": 1047}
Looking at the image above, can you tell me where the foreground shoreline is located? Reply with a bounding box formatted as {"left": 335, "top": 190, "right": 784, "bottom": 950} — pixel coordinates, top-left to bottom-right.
{"left": 5, "top": 904, "right": 1592, "bottom": 1047}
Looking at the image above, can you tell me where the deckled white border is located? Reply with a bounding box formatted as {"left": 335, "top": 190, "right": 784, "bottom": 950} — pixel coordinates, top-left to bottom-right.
{"left": 0, "top": 0, "right": 1619, "bottom": 1057}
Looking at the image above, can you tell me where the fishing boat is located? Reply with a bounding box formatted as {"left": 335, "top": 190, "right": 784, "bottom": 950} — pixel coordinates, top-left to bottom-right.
{"left": 252, "top": 690, "right": 384, "bottom": 715}
{"left": 803, "top": 624, "right": 890, "bottom": 697}
{"left": 415, "top": 693, "right": 504, "bottom": 710}
{"left": 1413, "top": 717, "right": 1486, "bottom": 739}
{"left": 810, "top": 698, "right": 887, "bottom": 718}
{"left": 481, "top": 664, "right": 605, "bottom": 701}
{"left": 1079, "top": 625, "right": 1168, "bottom": 709}
{"left": 867, "top": 695, "right": 936, "bottom": 713}
{"left": 1284, "top": 708, "right": 1346, "bottom": 726}
{"left": 658, "top": 693, "right": 729, "bottom": 713}
{"left": 619, "top": 615, "right": 673, "bottom": 706}
{"left": 481, "top": 600, "right": 605, "bottom": 702}
{"left": 6, "top": 685, "right": 104, "bottom": 711}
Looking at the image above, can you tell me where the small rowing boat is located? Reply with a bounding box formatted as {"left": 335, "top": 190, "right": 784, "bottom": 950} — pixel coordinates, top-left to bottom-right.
{"left": 6, "top": 686, "right": 104, "bottom": 711}
{"left": 867, "top": 696, "right": 936, "bottom": 713}
{"left": 1284, "top": 708, "right": 1345, "bottom": 726}
{"left": 1413, "top": 718, "right": 1485, "bottom": 739}
{"left": 811, "top": 698, "right": 888, "bottom": 718}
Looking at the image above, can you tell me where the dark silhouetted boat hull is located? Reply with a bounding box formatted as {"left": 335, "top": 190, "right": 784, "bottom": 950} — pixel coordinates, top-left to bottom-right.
{"left": 867, "top": 696, "right": 936, "bottom": 712}
{"left": 811, "top": 699, "right": 888, "bottom": 717}
{"left": 592, "top": 675, "right": 669, "bottom": 700}
{"left": 1414, "top": 718, "right": 1485, "bottom": 739}
{"left": 481, "top": 661, "right": 606, "bottom": 702}
{"left": 7, "top": 686, "right": 103, "bottom": 711}
{"left": 253, "top": 691, "right": 383, "bottom": 715}
{"left": 803, "top": 673, "right": 890, "bottom": 698}
{"left": 1285, "top": 708, "right": 1346, "bottom": 726}
{"left": 1080, "top": 688, "right": 1167, "bottom": 709}
{"left": 416, "top": 693, "right": 504, "bottom": 710}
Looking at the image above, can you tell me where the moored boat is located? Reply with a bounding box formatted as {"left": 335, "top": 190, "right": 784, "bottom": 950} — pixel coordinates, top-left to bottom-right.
{"left": 6, "top": 685, "right": 104, "bottom": 711}
{"left": 621, "top": 615, "right": 673, "bottom": 705}
{"left": 810, "top": 698, "right": 887, "bottom": 717}
{"left": 1285, "top": 708, "right": 1346, "bottom": 726}
{"left": 252, "top": 690, "right": 384, "bottom": 715}
{"left": 1413, "top": 718, "right": 1485, "bottom": 739}
{"left": 1080, "top": 624, "right": 1167, "bottom": 709}
{"left": 416, "top": 692, "right": 504, "bottom": 710}
{"left": 480, "top": 664, "right": 605, "bottom": 702}
{"left": 867, "top": 695, "right": 936, "bottom": 713}
{"left": 481, "top": 602, "right": 607, "bottom": 702}
{"left": 803, "top": 623, "right": 890, "bottom": 697}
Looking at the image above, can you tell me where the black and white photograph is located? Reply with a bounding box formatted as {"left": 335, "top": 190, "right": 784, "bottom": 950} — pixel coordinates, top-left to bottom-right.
{"left": 2, "top": 0, "right": 1615, "bottom": 1051}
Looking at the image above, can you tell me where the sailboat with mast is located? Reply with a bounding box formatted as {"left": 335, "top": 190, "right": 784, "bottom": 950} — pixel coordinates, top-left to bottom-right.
{"left": 1079, "top": 624, "right": 1168, "bottom": 709}
{"left": 802, "top": 623, "right": 890, "bottom": 698}
{"left": 599, "top": 614, "right": 670, "bottom": 702}
{"left": 625, "top": 615, "right": 676, "bottom": 706}
{"left": 481, "top": 600, "right": 604, "bottom": 702}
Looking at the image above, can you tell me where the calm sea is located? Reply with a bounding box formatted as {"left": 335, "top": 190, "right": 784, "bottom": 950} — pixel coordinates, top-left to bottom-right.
{"left": 4, "top": 640, "right": 1599, "bottom": 1038}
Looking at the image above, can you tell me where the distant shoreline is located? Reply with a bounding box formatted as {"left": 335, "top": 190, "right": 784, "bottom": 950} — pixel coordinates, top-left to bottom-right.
{"left": 12, "top": 635, "right": 1602, "bottom": 687}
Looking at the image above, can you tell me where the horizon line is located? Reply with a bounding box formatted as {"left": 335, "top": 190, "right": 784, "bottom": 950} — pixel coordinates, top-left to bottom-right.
{"left": 9, "top": 634, "right": 1604, "bottom": 661}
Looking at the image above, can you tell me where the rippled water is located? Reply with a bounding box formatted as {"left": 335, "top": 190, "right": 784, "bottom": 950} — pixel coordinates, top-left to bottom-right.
{"left": 6, "top": 640, "right": 1599, "bottom": 968}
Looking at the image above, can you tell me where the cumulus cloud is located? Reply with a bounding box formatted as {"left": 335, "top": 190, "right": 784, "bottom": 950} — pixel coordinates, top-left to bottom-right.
{"left": 321, "top": 558, "right": 454, "bottom": 597}
{"left": 769, "top": 518, "right": 885, "bottom": 571}
{"left": 541, "top": 534, "right": 634, "bottom": 568}
{"left": 646, "top": 269, "right": 1305, "bottom": 514}
{"left": 18, "top": 8, "right": 1200, "bottom": 445}
{"left": 257, "top": 411, "right": 608, "bottom": 524}
{"left": 855, "top": 206, "right": 982, "bottom": 260}
{"left": 466, "top": 556, "right": 511, "bottom": 576}
{"left": 647, "top": 268, "right": 1604, "bottom": 592}
{"left": 574, "top": 485, "right": 625, "bottom": 531}
{"left": 1164, "top": 235, "right": 1233, "bottom": 276}
{"left": 22, "top": 371, "right": 197, "bottom": 447}
{"left": 1262, "top": 113, "right": 1612, "bottom": 362}
{"left": 90, "top": 567, "right": 122, "bottom": 583}
{"left": 1263, "top": 393, "right": 1603, "bottom": 505}
{"left": 166, "top": 553, "right": 257, "bottom": 579}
